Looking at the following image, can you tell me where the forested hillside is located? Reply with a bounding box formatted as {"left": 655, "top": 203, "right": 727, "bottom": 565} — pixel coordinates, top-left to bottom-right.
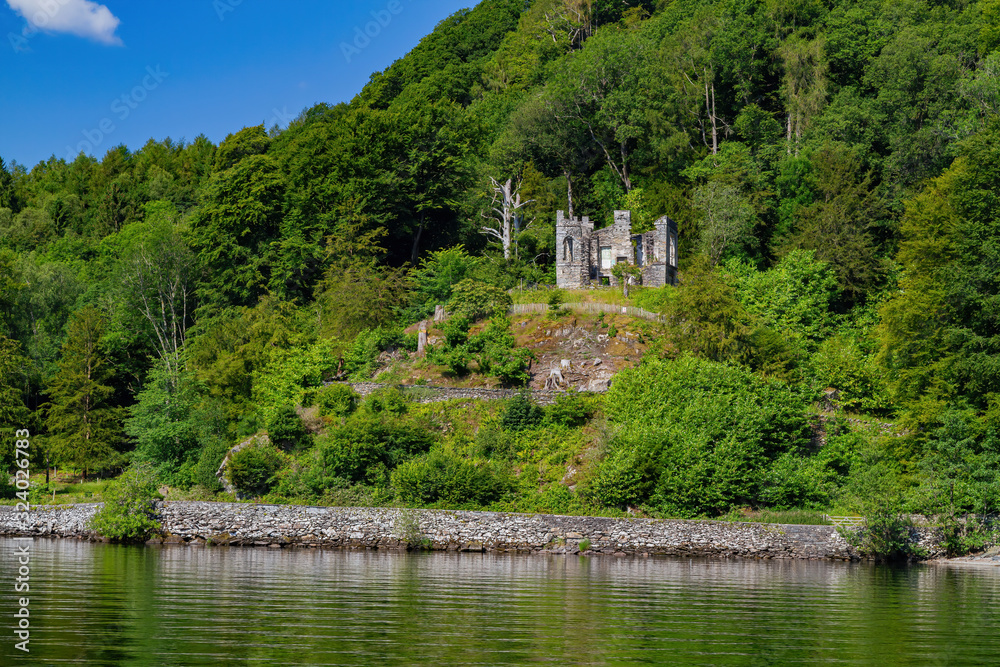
{"left": 2, "top": 0, "right": 999, "bottom": 535}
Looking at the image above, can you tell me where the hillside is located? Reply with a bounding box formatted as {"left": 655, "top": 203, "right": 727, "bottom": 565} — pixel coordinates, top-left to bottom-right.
{"left": 386, "top": 308, "right": 653, "bottom": 391}
{"left": 2, "top": 0, "right": 1000, "bottom": 554}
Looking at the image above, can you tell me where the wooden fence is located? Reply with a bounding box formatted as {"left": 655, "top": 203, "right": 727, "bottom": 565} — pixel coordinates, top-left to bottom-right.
{"left": 509, "top": 302, "right": 664, "bottom": 323}
{"left": 823, "top": 515, "right": 865, "bottom": 529}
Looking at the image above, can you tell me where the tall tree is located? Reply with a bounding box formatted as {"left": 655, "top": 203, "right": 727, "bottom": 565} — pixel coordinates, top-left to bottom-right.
{"left": 480, "top": 176, "right": 534, "bottom": 261}
{"left": 547, "top": 25, "right": 654, "bottom": 191}
{"left": 118, "top": 221, "right": 196, "bottom": 382}
{"left": 45, "top": 306, "right": 123, "bottom": 477}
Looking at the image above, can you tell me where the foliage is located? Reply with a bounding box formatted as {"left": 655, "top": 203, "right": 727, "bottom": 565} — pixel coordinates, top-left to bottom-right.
{"left": 599, "top": 356, "right": 813, "bottom": 516}
{"left": 391, "top": 447, "right": 511, "bottom": 507}
{"left": 226, "top": 439, "right": 287, "bottom": 497}
{"left": 88, "top": 462, "right": 161, "bottom": 543}
{"left": 544, "top": 391, "right": 593, "bottom": 428}
{"left": 447, "top": 279, "right": 512, "bottom": 321}
{"left": 661, "top": 257, "right": 752, "bottom": 363}
{"left": 843, "top": 511, "right": 925, "bottom": 564}
{"left": 44, "top": 306, "right": 124, "bottom": 477}
{"left": 267, "top": 405, "right": 311, "bottom": 452}
{"left": 343, "top": 327, "right": 415, "bottom": 381}
{"left": 501, "top": 388, "right": 543, "bottom": 432}
{"left": 725, "top": 250, "right": 839, "bottom": 349}
{"left": 126, "top": 360, "right": 204, "bottom": 478}
{"left": 940, "top": 514, "right": 1000, "bottom": 557}
{"left": 311, "top": 383, "right": 359, "bottom": 418}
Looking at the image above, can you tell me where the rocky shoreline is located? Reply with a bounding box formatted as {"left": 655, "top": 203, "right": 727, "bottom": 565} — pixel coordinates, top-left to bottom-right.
{"left": 0, "top": 501, "right": 948, "bottom": 560}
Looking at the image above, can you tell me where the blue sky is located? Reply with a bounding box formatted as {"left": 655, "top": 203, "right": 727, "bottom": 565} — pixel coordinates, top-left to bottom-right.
{"left": 0, "top": 0, "right": 473, "bottom": 168}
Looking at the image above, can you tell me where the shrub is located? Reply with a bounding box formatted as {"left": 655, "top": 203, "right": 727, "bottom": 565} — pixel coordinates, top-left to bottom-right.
{"left": 940, "top": 514, "right": 999, "bottom": 556}
{"left": 547, "top": 289, "right": 565, "bottom": 313}
{"left": 313, "top": 383, "right": 359, "bottom": 418}
{"left": 441, "top": 316, "right": 471, "bottom": 348}
{"left": 227, "top": 440, "right": 286, "bottom": 497}
{"left": 267, "top": 405, "right": 311, "bottom": 451}
{"left": 448, "top": 279, "right": 512, "bottom": 321}
{"left": 545, "top": 391, "right": 592, "bottom": 428}
{"left": 501, "top": 388, "right": 543, "bottom": 431}
{"left": 305, "top": 416, "right": 437, "bottom": 488}
{"left": 391, "top": 448, "right": 511, "bottom": 506}
{"left": 843, "top": 510, "right": 925, "bottom": 563}
{"left": 811, "top": 334, "right": 892, "bottom": 413}
{"left": 601, "top": 356, "right": 813, "bottom": 516}
{"left": 193, "top": 436, "right": 230, "bottom": 491}
{"left": 362, "top": 387, "right": 410, "bottom": 415}
{"left": 470, "top": 317, "right": 533, "bottom": 385}
{"left": 88, "top": 462, "right": 161, "bottom": 542}
{"left": 474, "top": 425, "right": 515, "bottom": 459}
{"left": 590, "top": 438, "right": 661, "bottom": 510}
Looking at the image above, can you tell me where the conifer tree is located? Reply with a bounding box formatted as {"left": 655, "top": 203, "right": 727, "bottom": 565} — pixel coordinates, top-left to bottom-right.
{"left": 45, "top": 306, "right": 122, "bottom": 477}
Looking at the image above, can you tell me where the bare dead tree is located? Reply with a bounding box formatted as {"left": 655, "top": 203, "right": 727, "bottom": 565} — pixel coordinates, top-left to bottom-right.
{"left": 120, "top": 229, "right": 195, "bottom": 381}
{"left": 543, "top": 0, "right": 593, "bottom": 51}
{"left": 480, "top": 176, "right": 534, "bottom": 261}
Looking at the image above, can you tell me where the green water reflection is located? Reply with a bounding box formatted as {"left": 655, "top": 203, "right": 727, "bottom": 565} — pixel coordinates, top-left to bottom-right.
{"left": 1, "top": 539, "right": 999, "bottom": 665}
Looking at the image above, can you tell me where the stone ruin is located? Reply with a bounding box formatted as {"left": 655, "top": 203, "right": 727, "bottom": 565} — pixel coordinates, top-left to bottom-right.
{"left": 555, "top": 209, "right": 678, "bottom": 289}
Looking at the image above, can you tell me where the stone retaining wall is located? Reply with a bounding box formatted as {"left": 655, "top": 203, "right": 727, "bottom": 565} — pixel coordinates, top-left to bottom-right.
{"left": 0, "top": 502, "right": 944, "bottom": 560}
{"left": 344, "top": 383, "right": 583, "bottom": 405}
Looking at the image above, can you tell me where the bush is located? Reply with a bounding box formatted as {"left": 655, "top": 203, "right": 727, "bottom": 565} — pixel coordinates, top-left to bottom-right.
{"left": 88, "top": 462, "right": 161, "bottom": 542}
{"left": 545, "top": 391, "right": 592, "bottom": 428}
{"left": 391, "top": 448, "right": 511, "bottom": 507}
{"left": 227, "top": 439, "right": 286, "bottom": 497}
{"left": 448, "top": 279, "right": 512, "bottom": 321}
{"left": 312, "top": 383, "right": 359, "bottom": 418}
{"left": 940, "top": 514, "right": 999, "bottom": 556}
{"left": 441, "top": 316, "right": 471, "bottom": 348}
{"left": 590, "top": 438, "right": 661, "bottom": 510}
{"left": 193, "top": 437, "right": 230, "bottom": 491}
{"left": 601, "top": 356, "right": 813, "bottom": 516}
{"left": 343, "top": 327, "right": 417, "bottom": 381}
{"left": 843, "top": 510, "right": 925, "bottom": 563}
{"left": 304, "top": 415, "right": 438, "bottom": 488}
{"left": 501, "top": 388, "right": 543, "bottom": 431}
{"left": 810, "top": 334, "right": 891, "bottom": 413}
{"left": 547, "top": 289, "right": 565, "bottom": 313}
{"left": 362, "top": 387, "right": 410, "bottom": 415}
{"left": 267, "top": 405, "right": 311, "bottom": 451}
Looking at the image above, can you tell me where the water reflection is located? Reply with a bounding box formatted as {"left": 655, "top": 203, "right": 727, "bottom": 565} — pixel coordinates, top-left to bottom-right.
{"left": 1, "top": 538, "right": 999, "bottom": 665}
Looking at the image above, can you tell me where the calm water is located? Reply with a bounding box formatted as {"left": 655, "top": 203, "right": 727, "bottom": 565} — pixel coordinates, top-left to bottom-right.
{"left": 2, "top": 539, "right": 1000, "bottom": 665}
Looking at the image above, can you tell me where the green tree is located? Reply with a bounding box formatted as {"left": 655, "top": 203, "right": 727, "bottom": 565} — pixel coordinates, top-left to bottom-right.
{"left": 0, "top": 336, "right": 31, "bottom": 475}
{"left": 662, "top": 257, "right": 751, "bottom": 363}
{"left": 780, "top": 144, "right": 884, "bottom": 303}
{"left": 546, "top": 25, "right": 654, "bottom": 192}
{"left": 189, "top": 153, "right": 286, "bottom": 308}
{"left": 125, "top": 360, "right": 203, "bottom": 475}
{"left": 878, "top": 122, "right": 1000, "bottom": 418}
{"left": 45, "top": 306, "right": 123, "bottom": 477}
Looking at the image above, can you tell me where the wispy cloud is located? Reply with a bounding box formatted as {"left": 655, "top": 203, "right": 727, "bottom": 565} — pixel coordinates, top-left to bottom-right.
{"left": 5, "top": 0, "right": 122, "bottom": 45}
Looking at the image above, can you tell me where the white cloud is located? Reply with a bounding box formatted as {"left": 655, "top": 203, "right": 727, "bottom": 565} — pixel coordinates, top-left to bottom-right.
{"left": 6, "top": 0, "right": 122, "bottom": 45}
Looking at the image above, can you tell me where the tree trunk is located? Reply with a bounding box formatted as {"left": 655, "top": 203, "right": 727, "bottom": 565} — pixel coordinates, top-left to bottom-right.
{"left": 709, "top": 78, "right": 719, "bottom": 156}
{"left": 410, "top": 212, "right": 425, "bottom": 265}
{"left": 786, "top": 113, "right": 792, "bottom": 155}
{"left": 564, "top": 169, "right": 574, "bottom": 218}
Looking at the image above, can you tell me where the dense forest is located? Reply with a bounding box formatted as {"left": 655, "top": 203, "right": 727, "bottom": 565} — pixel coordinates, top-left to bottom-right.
{"left": 2, "top": 0, "right": 1000, "bottom": 540}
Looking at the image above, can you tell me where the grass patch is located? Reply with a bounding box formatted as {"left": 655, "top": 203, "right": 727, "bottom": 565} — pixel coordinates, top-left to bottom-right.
{"left": 719, "top": 508, "right": 832, "bottom": 525}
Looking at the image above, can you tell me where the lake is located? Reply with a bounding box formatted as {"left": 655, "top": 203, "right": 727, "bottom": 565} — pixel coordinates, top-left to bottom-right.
{"left": 1, "top": 538, "right": 999, "bottom": 665}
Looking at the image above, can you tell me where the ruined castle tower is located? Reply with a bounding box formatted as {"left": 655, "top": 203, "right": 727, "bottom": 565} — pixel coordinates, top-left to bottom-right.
{"left": 554, "top": 209, "right": 678, "bottom": 289}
